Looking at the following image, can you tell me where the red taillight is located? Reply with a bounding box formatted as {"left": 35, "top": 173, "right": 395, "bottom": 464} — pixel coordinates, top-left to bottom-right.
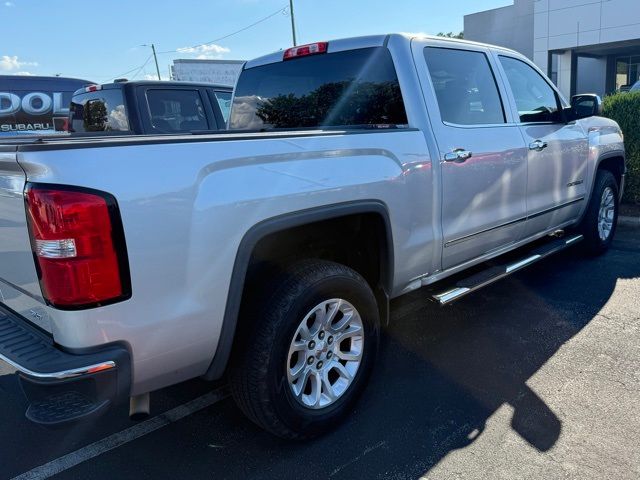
{"left": 53, "top": 117, "right": 69, "bottom": 132}
{"left": 25, "top": 185, "right": 130, "bottom": 309}
{"left": 283, "top": 42, "right": 328, "bottom": 60}
{"left": 85, "top": 85, "right": 102, "bottom": 93}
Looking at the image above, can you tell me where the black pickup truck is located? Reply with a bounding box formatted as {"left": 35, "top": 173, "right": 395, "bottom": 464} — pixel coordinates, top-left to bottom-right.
{"left": 69, "top": 80, "right": 233, "bottom": 134}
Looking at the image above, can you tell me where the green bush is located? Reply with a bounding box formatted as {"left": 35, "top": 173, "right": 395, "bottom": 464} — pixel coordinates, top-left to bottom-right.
{"left": 602, "top": 92, "right": 640, "bottom": 204}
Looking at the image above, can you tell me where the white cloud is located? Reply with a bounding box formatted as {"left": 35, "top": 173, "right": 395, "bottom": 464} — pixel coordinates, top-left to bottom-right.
{"left": 143, "top": 73, "right": 170, "bottom": 81}
{"left": 399, "top": 32, "right": 432, "bottom": 38}
{"left": 4, "top": 2, "right": 15, "bottom": 7}
{"left": 176, "top": 43, "right": 230, "bottom": 60}
{"left": 12, "top": 71, "right": 34, "bottom": 76}
{"left": 0, "top": 55, "right": 38, "bottom": 71}
{"left": 107, "top": 105, "right": 129, "bottom": 130}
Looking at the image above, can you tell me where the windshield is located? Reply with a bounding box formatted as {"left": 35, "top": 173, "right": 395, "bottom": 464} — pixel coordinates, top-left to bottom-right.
{"left": 229, "top": 47, "right": 408, "bottom": 130}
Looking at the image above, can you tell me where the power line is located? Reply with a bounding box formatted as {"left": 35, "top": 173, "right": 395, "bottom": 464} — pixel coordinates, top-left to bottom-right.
{"left": 129, "top": 55, "right": 154, "bottom": 80}
{"left": 96, "top": 4, "right": 290, "bottom": 82}
{"left": 97, "top": 54, "right": 153, "bottom": 81}
{"left": 157, "top": 5, "right": 288, "bottom": 54}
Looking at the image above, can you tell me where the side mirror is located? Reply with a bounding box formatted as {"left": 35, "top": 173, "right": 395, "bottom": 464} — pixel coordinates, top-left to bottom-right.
{"left": 570, "top": 94, "right": 603, "bottom": 120}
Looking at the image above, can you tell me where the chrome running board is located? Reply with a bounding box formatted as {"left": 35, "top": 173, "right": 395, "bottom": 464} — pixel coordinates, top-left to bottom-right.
{"left": 432, "top": 234, "right": 583, "bottom": 305}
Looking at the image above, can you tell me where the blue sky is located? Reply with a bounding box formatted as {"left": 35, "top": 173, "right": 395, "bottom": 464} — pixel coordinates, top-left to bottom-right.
{"left": 1, "top": 0, "right": 512, "bottom": 81}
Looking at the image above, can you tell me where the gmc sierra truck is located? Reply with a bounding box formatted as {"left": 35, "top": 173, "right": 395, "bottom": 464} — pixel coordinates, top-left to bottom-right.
{"left": 0, "top": 34, "right": 625, "bottom": 439}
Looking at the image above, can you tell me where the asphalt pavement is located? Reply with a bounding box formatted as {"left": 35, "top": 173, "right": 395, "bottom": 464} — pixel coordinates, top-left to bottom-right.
{"left": 1, "top": 226, "right": 639, "bottom": 480}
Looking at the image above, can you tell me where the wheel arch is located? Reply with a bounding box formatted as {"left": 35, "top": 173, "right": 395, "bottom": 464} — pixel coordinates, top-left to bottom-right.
{"left": 592, "top": 151, "right": 627, "bottom": 198}
{"left": 576, "top": 150, "right": 626, "bottom": 225}
{"left": 203, "top": 200, "right": 394, "bottom": 380}
{"left": 595, "top": 151, "right": 626, "bottom": 199}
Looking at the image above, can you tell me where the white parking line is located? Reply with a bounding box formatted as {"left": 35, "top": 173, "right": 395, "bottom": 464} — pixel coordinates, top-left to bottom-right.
{"left": 11, "top": 386, "right": 230, "bottom": 480}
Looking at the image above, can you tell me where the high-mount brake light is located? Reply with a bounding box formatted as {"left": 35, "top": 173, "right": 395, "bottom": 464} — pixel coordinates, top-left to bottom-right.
{"left": 283, "top": 42, "right": 328, "bottom": 60}
{"left": 25, "top": 185, "right": 131, "bottom": 309}
{"left": 85, "top": 85, "right": 102, "bottom": 93}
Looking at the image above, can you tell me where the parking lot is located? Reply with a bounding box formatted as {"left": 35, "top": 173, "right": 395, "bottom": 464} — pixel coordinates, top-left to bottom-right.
{"left": 1, "top": 226, "right": 638, "bottom": 480}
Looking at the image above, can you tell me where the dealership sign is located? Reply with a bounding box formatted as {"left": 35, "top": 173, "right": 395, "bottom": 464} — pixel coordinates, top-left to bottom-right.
{"left": 0, "top": 77, "right": 92, "bottom": 134}
{"left": 171, "top": 59, "right": 245, "bottom": 87}
{"left": 0, "top": 91, "right": 71, "bottom": 132}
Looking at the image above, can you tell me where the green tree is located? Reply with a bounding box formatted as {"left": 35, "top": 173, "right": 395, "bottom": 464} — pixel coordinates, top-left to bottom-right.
{"left": 256, "top": 80, "right": 406, "bottom": 129}
{"left": 602, "top": 92, "right": 640, "bottom": 204}
{"left": 437, "top": 31, "right": 464, "bottom": 39}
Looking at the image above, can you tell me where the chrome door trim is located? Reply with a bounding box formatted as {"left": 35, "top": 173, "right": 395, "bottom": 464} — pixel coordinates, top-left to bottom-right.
{"left": 527, "top": 196, "right": 585, "bottom": 220}
{"left": 444, "top": 216, "right": 527, "bottom": 248}
{"left": 444, "top": 196, "right": 585, "bottom": 248}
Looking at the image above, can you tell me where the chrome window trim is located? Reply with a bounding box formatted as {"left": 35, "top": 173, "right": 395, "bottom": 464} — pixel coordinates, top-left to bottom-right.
{"left": 442, "top": 121, "right": 522, "bottom": 129}
{"left": 516, "top": 121, "right": 564, "bottom": 127}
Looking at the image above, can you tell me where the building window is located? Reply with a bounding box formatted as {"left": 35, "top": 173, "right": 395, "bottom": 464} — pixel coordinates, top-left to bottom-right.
{"left": 616, "top": 56, "right": 640, "bottom": 91}
{"left": 550, "top": 53, "right": 559, "bottom": 86}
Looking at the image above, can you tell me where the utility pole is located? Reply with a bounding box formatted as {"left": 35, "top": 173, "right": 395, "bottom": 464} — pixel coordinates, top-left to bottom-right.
{"left": 143, "top": 44, "right": 162, "bottom": 80}
{"left": 151, "top": 43, "right": 161, "bottom": 81}
{"left": 289, "top": 0, "right": 297, "bottom": 46}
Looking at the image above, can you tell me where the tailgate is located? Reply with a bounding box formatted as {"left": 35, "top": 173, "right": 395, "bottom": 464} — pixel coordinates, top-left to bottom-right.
{"left": 0, "top": 148, "right": 50, "bottom": 332}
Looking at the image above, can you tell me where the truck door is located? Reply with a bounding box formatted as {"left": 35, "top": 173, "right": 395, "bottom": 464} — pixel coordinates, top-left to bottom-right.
{"left": 411, "top": 40, "right": 528, "bottom": 270}
{"left": 495, "top": 55, "right": 589, "bottom": 236}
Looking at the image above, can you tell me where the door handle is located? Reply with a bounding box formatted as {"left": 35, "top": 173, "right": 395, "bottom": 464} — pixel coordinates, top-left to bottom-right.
{"left": 444, "top": 149, "right": 473, "bottom": 163}
{"left": 529, "top": 140, "right": 548, "bottom": 151}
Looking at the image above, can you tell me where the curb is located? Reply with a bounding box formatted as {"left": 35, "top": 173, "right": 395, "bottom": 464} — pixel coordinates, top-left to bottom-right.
{"left": 618, "top": 215, "right": 640, "bottom": 228}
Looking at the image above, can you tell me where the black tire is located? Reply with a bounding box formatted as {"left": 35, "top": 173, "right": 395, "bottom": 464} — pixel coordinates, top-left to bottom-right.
{"left": 577, "top": 169, "right": 619, "bottom": 256}
{"left": 229, "top": 260, "right": 380, "bottom": 439}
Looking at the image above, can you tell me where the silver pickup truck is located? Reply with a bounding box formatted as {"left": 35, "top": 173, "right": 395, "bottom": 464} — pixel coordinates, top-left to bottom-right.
{"left": 0, "top": 34, "right": 625, "bottom": 439}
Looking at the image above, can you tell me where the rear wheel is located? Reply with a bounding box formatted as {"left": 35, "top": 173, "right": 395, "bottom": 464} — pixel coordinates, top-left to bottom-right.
{"left": 577, "top": 169, "right": 619, "bottom": 255}
{"left": 229, "top": 260, "right": 380, "bottom": 439}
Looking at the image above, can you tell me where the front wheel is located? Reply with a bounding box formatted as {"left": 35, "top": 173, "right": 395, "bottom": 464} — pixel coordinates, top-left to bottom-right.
{"left": 229, "top": 260, "right": 380, "bottom": 439}
{"left": 577, "top": 169, "right": 619, "bottom": 255}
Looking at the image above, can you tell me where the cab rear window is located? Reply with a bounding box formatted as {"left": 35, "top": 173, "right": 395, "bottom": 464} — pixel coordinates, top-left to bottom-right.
{"left": 146, "top": 89, "right": 208, "bottom": 133}
{"left": 69, "top": 89, "right": 129, "bottom": 133}
{"left": 229, "top": 47, "right": 408, "bottom": 130}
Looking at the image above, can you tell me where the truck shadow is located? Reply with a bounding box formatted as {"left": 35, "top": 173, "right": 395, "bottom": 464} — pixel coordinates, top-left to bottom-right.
{"left": 238, "top": 231, "right": 640, "bottom": 479}
{"left": 0, "top": 230, "right": 637, "bottom": 479}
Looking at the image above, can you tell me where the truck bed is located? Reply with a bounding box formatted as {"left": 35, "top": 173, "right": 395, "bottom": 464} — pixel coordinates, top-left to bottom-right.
{"left": 0, "top": 126, "right": 431, "bottom": 394}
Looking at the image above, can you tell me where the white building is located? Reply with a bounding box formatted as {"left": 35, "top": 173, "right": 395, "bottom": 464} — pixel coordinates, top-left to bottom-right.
{"left": 465, "top": 0, "right": 640, "bottom": 98}
{"left": 171, "top": 59, "right": 245, "bottom": 87}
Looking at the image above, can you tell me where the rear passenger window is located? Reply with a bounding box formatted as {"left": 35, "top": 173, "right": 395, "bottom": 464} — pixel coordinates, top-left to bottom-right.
{"left": 146, "top": 89, "right": 208, "bottom": 133}
{"left": 499, "top": 56, "right": 561, "bottom": 123}
{"left": 69, "top": 89, "right": 129, "bottom": 133}
{"left": 424, "top": 47, "right": 505, "bottom": 126}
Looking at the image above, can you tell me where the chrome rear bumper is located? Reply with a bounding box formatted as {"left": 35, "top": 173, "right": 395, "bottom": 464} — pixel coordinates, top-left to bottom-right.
{"left": 0, "top": 304, "right": 130, "bottom": 425}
